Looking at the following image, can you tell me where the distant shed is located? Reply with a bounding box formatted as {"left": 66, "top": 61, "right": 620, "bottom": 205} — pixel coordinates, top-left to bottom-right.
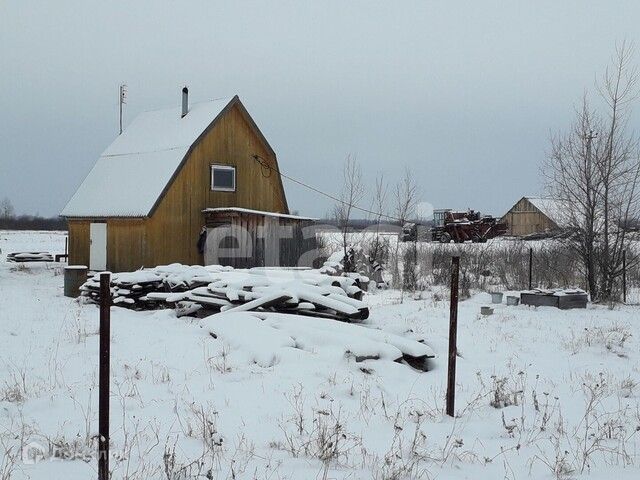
{"left": 501, "top": 197, "right": 566, "bottom": 236}
{"left": 202, "top": 207, "right": 317, "bottom": 268}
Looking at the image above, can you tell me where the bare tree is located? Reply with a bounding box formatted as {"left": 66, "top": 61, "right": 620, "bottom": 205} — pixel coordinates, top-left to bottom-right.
{"left": 546, "top": 98, "right": 603, "bottom": 297}
{"left": 369, "top": 173, "right": 388, "bottom": 264}
{"left": 393, "top": 168, "right": 419, "bottom": 225}
{"left": 332, "top": 156, "right": 365, "bottom": 272}
{"left": 391, "top": 168, "right": 419, "bottom": 292}
{"left": 544, "top": 42, "right": 640, "bottom": 302}
{"left": 595, "top": 42, "right": 640, "bottom": 299}
{"left": 0, "top": 197, "right": 14, "bottom": 219}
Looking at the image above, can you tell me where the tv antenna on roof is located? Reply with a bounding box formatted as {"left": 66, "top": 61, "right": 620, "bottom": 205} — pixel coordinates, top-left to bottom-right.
{"left": 119, "top": 84, "right": 127, "bottom": 135}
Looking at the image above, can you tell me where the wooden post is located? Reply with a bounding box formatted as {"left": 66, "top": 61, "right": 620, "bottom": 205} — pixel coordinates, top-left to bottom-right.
{"left": 98, "top": 273, "right": 111, "bottom": 480}
{"left": 528, "top": 247, "right": 533, "bottom": 290}
{"left": 622, "top": 250, "right": 627, "bottom": 304}
{"left": 446, "top": 256, "right": 460, "bottom": 418}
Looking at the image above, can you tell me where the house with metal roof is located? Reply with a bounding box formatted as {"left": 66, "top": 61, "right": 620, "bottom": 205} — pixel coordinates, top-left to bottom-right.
{"left": 61, "top": 89, "right": 307, "bottom": 271}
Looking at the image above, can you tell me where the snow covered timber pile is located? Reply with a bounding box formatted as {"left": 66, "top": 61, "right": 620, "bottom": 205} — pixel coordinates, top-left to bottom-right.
{"left": 204, "top": 311, "right": 435, "bottom": 370}
{"left": 80, "top": 264, "right": 371, "bottom": 321}
{"left": 6, "top": 251, "right": 54, "bottom": 262}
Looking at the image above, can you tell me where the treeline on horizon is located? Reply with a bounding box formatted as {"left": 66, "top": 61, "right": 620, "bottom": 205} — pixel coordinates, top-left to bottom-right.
{"left": 0, "top": 214, "right": 67, "bottom": 231}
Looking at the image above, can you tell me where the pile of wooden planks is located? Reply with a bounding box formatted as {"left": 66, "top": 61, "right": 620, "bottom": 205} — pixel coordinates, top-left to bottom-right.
{"left": 7, "top": 252, "right": 54, "bottom": 263}
{"left": 204, "top": 311, "right": 435, "bottom": 371}
{"left": 80, "top": 264, "right": 369, "bottom": 322}
{"left": 81, "top": 271, "right": 165, "bottom": 307}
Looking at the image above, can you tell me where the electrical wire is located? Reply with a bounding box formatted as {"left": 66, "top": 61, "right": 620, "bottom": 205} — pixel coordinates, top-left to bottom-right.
{"left": 252, "top": 154, "right": 411, "bottom": 224}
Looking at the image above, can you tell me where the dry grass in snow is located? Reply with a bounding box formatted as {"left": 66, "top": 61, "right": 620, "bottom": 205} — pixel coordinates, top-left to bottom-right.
{"left": 1, "top": 231, "right": 640, "bottom": 479}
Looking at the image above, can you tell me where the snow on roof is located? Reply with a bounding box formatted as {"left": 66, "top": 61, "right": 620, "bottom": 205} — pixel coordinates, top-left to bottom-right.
{"left": 526, "top": 197, "right": 567, "bottom": 226}
{"left": 61, "top": 97, "right": 235, "bottom": 217}
{"left": 202, "top": 207, "right": 316, "bottom": 221}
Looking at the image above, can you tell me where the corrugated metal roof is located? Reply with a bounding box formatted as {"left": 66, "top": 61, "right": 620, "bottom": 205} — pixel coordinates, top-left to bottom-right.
{"left": 61, "top": 97, "right": 234, "bottom": 218}
{"left": 526, "top": 197, "right": 567, "bottom": 226}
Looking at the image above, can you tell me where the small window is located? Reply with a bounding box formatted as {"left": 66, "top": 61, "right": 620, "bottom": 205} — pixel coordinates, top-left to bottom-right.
{"left": 211, "top": 165, "right": 236, "bottom": 191}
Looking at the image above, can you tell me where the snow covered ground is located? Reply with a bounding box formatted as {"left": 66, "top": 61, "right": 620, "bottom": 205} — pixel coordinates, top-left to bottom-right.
{"left": 1, "top": 231, "right": 639, "bottom": 479}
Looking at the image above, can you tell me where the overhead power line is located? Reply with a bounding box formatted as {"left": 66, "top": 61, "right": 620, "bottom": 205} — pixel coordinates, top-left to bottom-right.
{"left": 252, "top": 154, "right": 409, "bottom": 224}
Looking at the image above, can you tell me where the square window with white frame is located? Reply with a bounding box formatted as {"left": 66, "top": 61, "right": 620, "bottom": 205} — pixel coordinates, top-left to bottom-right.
{"left": 211, "top": 164, "right": 236, "bottom": 191}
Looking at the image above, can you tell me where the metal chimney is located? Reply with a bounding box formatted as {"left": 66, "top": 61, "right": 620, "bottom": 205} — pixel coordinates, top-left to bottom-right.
{"left": 181, "top": 87, "right": 188, "bottom": 118}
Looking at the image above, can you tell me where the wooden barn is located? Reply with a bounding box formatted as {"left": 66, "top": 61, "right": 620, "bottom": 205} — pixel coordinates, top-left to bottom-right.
{"left": 501, "top": 196, "right": 566, "bottom": 236}
{"left": 61, "top": 90, "right": 316, "bottom": 271}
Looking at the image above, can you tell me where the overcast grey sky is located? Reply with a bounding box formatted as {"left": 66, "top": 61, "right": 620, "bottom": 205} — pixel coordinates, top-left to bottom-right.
{"left": 2, "top": 1, "right": 639, "bottom": 218}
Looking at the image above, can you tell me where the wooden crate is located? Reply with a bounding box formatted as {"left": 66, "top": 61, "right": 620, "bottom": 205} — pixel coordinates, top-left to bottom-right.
{"left": 557, "top": 294, "right": 588, "bottom": 309}
{"left": 520, "top": 292, "right": 587, "bottom": 310}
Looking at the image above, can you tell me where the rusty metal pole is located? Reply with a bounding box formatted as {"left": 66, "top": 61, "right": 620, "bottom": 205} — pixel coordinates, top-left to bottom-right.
{"left": 446, "top": 256, "right": 460, "bottom": 417}
{"left": 528, "top": 247, "right": 533, "bottom": 290}
{"left": 98, "top": 272, "right": 111, "bottom": 480}
{"left": 622, "top": 250, "right": 626, "bottom": 304}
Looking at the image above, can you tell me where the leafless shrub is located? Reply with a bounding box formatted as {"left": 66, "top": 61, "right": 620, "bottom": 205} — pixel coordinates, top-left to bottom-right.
{"left": 371, "top": 412, "right": 430, "bottom": 480}
{"left": 9, "top": 263, "right": 31, "bottom": 273}
{"left": 1, "top": 365, "right": 29, "bottom": 404}
{"left": 402, "top": 242, "right": 419, "bottom": 293}
{"left": 162, "top": 437, "right": 209, "bottom": 480}
{"left": 572, "top": 372, "right": 638, "bottom": 472}
{"left": 45, "top": 434, "right": 97, "bottom": 462}
{"left": 190, "top": 404, "right": 224, "bottom": 460}
{"left": 112, "top": 421, "right": 162, "bottom": 480}
{"left": 208, "top": 344, "right": 232, "bottom": 374}
{"left": 66, "top": 307, "right": 98, "bottom": 344}
{"left": 1, "top": 382, "right": 25, "bottom": 404}
{"left": 531, "top": 442, "right": 576, "bottom": 480}
{"left": 404, "top": 240, "right": 585, "bottom": 295}
{"left": 489, "top": 372, "right": 526, "bottom": 409}
{"left": 274, "top": 387, "right": 361, "bottom": 467}
{"left": 521, "top": 370, "right": 639, "bottom": 477}
{"left": 0, "top": 435, "right": 19, "bottom": 480}
{"left": 226, "top": 433, "right": 256, "bottom": 480}
{"left": 619, "top": 377, "right": 637, "bottom": 398}
{"left": 151, "top": 362, "right": 171, "bottom": 384}
{"left": 563, "top": 323, "right": 632, "bottom": 355}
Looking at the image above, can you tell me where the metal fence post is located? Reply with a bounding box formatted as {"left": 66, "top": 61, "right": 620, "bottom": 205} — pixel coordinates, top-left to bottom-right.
{"left": 446, "top": 256, "right": 460, "bottom": 417}
{"left": 528, "top": 247, "right": 533, "bottom": 290}
{"left": 98, "top": 273, "right": 111, "bottom": 480}
{"left": 622, "top": 250, "right": 627, "bottom": 304}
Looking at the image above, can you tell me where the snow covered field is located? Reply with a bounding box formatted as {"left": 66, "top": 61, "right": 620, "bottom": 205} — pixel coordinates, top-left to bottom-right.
{"left": 1, "top": 231, "right": 640, "bottom": 479}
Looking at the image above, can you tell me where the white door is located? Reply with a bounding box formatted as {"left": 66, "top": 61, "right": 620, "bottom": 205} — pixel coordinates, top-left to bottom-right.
{"left": 89, "top": 223, "right": 107, "bottom": 271}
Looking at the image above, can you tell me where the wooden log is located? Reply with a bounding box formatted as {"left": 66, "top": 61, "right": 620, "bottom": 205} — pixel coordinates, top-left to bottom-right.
{"left": 221, "top": 293, "right": 292, "bottom": 313}
{"left": 295, "top": 290, "right": 363, "bottom": 319}
{"left": 185, "top": 293, "right": 231, "bottom": 308}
